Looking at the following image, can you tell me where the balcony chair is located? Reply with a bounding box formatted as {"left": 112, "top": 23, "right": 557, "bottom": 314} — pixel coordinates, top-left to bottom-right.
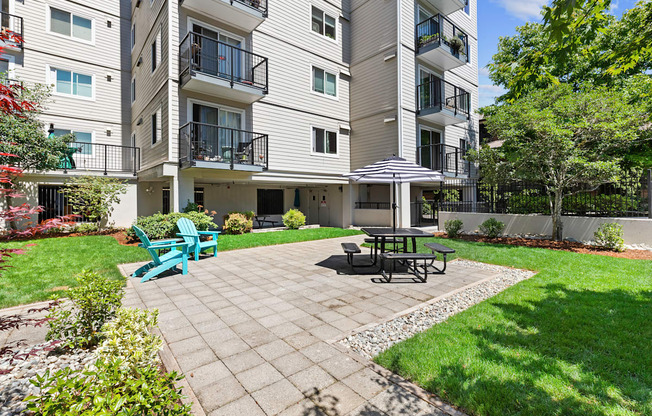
{"left": 131, "top": 225, "right": 190, "bottom": 283}
{"left": 176, "top": 217, "right": 220, "bottom": 260}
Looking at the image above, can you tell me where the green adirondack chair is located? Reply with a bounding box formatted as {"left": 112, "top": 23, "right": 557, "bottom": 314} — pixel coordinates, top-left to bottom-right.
{"left": 176, "top": 217, "right": 220, "bottom": 260}
{"left": 132, "top": 225, "right": 190, "bottom": 283}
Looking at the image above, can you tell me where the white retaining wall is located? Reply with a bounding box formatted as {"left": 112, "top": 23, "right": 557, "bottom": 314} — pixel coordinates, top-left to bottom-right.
{"left": 439, "top": 212, "right": 652, "bottom": 245}
{"left": 353, "top": 209, "right": 393, "bottom": 227}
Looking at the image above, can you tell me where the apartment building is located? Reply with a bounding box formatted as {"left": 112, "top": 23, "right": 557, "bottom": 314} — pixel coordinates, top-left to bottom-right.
{"left": 4, "top": 0, "right": 478, "bottom": 229}
{"left": 2, "top": 0, "right": 137, "bottom": 225}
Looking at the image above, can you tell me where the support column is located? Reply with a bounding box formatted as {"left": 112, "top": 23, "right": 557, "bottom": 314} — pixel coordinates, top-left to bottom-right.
{"left": 341, "top": 184, "right": 354, "bottom": 228}
{"left": 398, "top": 182, "right": 411, "bottom": 228}
{"left": 177, "top": 170, "right": 195, "bottom": 212}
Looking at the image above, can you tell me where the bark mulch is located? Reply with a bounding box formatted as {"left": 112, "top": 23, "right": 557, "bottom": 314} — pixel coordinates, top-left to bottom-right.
{"left": 434, "top": 232, "right": 652, "bottom": 261}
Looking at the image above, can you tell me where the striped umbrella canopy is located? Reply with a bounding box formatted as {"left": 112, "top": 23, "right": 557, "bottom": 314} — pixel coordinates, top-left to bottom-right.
{"left": 344, "top": 156, "right": 445, "bottom": 230}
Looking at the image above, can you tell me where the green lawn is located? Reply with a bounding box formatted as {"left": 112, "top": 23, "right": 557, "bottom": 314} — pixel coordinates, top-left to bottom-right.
{"left": 375, "top": 237, "right": 652, "bottom": 416}
{"left": 0, "top": 227, "right": 362, "bottom": 308}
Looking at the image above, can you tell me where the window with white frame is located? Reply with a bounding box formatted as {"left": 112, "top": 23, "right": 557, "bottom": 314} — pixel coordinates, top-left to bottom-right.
{"left": 312, "top": 66, "right": 336, "bottom": 97}
{"left": 131, "top": 24, "right": 136, "bottom": 50}
{"left": 53, "top": 129, "right": 93, "bottom": 155}
{"left": 151, "top": 107, "right": 161, "bottom": 145}
{"left": 131, "top": 78, "right": 136, "bottom": 104}
{"left": 50, "top": 67, "right": 93, "bottom": 98}
{"left": 311, "top": 6, "right": 336, "bottom": 40}
{"left": 464, "top": 0, "right": 470, "bottom": 15}
{"left": 312, "top": 127, "right": 337, "bottom": 155}
{"left": 151, "top": 30, "right": 161, "bottom": 72}
{"left": 49, "top": 7, "right": 93, "bottom": 42}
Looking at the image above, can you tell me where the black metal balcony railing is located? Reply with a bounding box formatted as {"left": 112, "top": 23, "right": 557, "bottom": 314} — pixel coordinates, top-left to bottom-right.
{"left": 179, "top": 31, "right": 268, "bottom": 93}
{"left": 234, "top": 0, "right": 268, "bottom": 16}
{"left": 58, "top": 143, "right": 140, "bottom": 175}
{"left": 354, "top": 202, "right": 391, "bottom": 210}
{"left": 417, "top": 78, "right": 470, "bottom": 118}
{"left": 179, "top": 122, "right": 268, "bottom": 170}
{"left": 415, "top": 14, "right": 468, "bottom": 62}
{"left": 0, "top": 11, "right": 23, "bottom": 48}
{"left": 418, "top": 143, "right": 470, "bottom": 176}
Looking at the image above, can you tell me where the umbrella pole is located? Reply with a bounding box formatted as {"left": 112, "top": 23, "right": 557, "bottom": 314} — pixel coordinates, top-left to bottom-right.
{"left": 392, "top": 177, "right": 396, "bottom": 232}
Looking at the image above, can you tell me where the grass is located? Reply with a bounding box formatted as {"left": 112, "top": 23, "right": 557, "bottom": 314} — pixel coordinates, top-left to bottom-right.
{"left": 0, "top": 227, "right": 362, "bottom": 308}
{"left": 374, "top": 237, "right": 652, "bottom": 416}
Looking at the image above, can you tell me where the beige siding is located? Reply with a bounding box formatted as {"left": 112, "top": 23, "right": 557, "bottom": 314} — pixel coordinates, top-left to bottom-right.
{"left": 350, "top": 114, "right": 398, "bottom": 170}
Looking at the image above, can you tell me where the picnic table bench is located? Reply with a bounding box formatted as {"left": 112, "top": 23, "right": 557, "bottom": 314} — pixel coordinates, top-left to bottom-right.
{"left": 379, "top": 252, "right": 437, "bottom": 282}
{"left": 424, "top": 242, "right": 456, "bottom": 273}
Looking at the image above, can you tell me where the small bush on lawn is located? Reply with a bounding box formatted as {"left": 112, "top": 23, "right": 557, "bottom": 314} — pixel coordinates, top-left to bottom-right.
{"left": 46, "top": 271, "right": 123, "bottom": 349}
{"left": 127, "top": 211, "right": 215, "bottom": 240}
{"left": 224, "top": 213, "right": 252, "bottom": 234}
{"left": 283, "top": 209, "right": 306, "bottom": 230}
{"left": 95, "top": 308, "right": 163, "bottom": 375}
{"left": 594, "top": 222, "right": 625, "bottom": 252}
{"left": 444, "top": 219, "right": 463, "bottom": 238}
{"left": 72, "top": 223, "right": 99, "bottom": 234}
{"left": 26, "top": 359, "right": 191, "bottom": 415}
{"left": 479, "top": 218, "right": 506, "bottom": 238}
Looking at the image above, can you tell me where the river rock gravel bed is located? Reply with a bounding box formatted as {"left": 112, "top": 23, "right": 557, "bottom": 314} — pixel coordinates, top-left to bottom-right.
{"left": 339, "top": 260, "right": 535, "bottom": 359}
{"left": 0, "top": 345, "right": 95, "bottom": 416}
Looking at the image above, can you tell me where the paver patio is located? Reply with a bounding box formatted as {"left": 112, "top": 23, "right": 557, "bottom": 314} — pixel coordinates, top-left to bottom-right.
{"left": 121, "top": 235, "right": 499, "bottom": 415}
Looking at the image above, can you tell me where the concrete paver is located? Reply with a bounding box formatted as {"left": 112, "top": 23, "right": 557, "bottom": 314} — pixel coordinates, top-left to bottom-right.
{"left": 122, "top": 235, "right": 496, "bottom": 415}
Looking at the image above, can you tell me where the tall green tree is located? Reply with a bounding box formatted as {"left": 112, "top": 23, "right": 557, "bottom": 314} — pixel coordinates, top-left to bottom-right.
{"left": 476, "top": 84, "right": 649, "bottom": 240}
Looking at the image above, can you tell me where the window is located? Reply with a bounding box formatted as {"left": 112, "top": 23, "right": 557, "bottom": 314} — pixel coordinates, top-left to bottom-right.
{"left": 49, "top": 7, "right": 93, "bottom": 42}
{"left": 257, "top": 189, "right": 283, "bottom": 216}
{"left": 131, "top": 78, "right": 136, "bottom": 103}
{"left": 131, "top": 24, "right": 135, "bottom": 50}
{"left": 162, "top": 187, "right": 170, "bottom": 215}
{"left": 151, "top": 107, "right": 161, "bottom": 145}
{"left": 312, "top": 127, "right": 337, "bottom": 155}
{"left": 53, "top": 128, "right": 93, "bottom": 155}
{"left": 194, "top": 187, "right": 204, "bottom": 208}
{"left": 312, "top": 66, "right": 336, "bottom": 97}
{"left": 130, "top": 133, "right": 136, "bottom": 148}
{"left": 50, "top": 68, "right": 93, "bottom": 98}
{"left": 464, "top": 0, "right": 470, "bottom": 15}
{"left": 311, "top": 6, "right": 336, "bottom": 40}
{"left": 151, "top": 30, "right": 161, "bottom": 72}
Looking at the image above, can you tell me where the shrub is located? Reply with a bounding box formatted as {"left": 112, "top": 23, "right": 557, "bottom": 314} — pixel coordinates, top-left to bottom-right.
{"left": 95, "top": 308, "right": 163, "bottom": 375}
{"left": 26, "top": 359, "right": 191, "bottom": 415}
{"left": 183, "top": 201, "right": 200, "bottom": 213}
{"left": 594, "top": 223, "right": 625, "bottom": 252}
{"left": 59, "top": 176, "right": 127, "bottom": 230}
{"left": 46, "top": 271, "right": 123, "bottom": 349}
{"left": 73, "top": 223, "right": 99, "bottom": 234}
{"left": 421, "top": 197, "right": 433, "bottom": 216}
{"left": 479, "top": 218, "right": 506, "bottom": 238}
{"left": 127, "top": 211, "right": 215, "bottom": 240}
{"left": 282, "top": 209, "right": 306, "bottom": 229}
{"left": 444, "top": 219, "right": 463, "bottom": 237}
{"left": 224, "top": 213, "right": 252, "bottom": 234}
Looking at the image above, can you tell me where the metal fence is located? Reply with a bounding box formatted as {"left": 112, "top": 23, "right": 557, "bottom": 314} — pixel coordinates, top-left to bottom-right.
{"left": 431, "top": 173, "right": 651, "bottom": 218}
{"left": 1, "top": 11, "right": 23, "bottom": 48}
{"left": 59, "top": 143, "right": 140, "bottom": 175}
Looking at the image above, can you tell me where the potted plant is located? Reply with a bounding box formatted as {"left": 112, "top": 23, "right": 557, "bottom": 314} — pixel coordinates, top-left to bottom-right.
{"left": 449, "top": 37, "right": 465, "bottom": 55}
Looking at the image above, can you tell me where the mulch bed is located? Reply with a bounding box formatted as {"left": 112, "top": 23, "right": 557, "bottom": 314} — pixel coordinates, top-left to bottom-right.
{"left": 434, "top": 232, "right": 652, "bottom": 260}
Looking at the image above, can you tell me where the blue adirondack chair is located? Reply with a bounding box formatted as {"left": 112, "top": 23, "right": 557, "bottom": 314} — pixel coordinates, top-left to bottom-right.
{"left": 176, "top": 217, "right": 220, "bottom": 260}
{"left": 132, "top": 225, "right": 190, "bottom": 283}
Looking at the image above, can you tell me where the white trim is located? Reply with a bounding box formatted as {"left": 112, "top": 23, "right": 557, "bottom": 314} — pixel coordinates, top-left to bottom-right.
{"left": 310, "top": 125, "right": 339, "bottom": 158}
{"left": 46, "top": 65, "right": 96, "bottom": 101}
{"left": 310, "top": 65, "right": 338, "bottom": 100}
{"left": 150, "top": 106, "right": 162, "bottom": 149}
{"left": 186, "top": 97, "right": 245, "bottom": 128}
{"left": 131, "top": 23, "right": 136, "bottom": 51}
{"left": 151, "top": 26, "right": 162, "bottom": 74}
{"left": 0, "top": 54, "right": 16, "bottom": 78}
{"left": 130, "top": 77, "right": 136, "bottom": 106}
{"left": 45, "top": 4, "right": 95, "bottom": 46}
{"left": 309, "top": 4, "right": 338, "bottom": 44}
{"left": 186, "top": 16, "right": 245, "bottom": 46}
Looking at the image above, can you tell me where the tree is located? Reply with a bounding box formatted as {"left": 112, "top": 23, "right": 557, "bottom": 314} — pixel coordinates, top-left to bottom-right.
{"left": 489, "top": 0, "right": 652, "bottom": 101}
{"left": 475, "top": 84, "right": 649, "bottom": 240}
{"left": 60, "top": 176, "right": 127, "bottom": 230}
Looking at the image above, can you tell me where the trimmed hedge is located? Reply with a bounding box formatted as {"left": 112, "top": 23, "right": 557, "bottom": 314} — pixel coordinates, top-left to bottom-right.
{"left": 126, "top": 211, "right": 215, "bottom": 240}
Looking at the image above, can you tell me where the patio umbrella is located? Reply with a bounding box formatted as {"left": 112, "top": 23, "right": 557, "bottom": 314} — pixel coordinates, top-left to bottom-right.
{"left": 344, "top": 156, "right": 445, "bottom": 231}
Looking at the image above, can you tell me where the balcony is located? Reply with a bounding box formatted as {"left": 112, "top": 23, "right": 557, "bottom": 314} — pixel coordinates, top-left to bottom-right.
{"left": 57, "top": 143, "right": 140, "bottom": 176}
{"left": 416, "top": 14, "right": 469, "bottom": 70}
{"left": 179, "top": 122, "right": 268, "bottom": 172}
{"left": 421, "top": 0, "right": 467, "bottom": 16}
{"left": 179, "top": 32, "right": 268, "bottom": 104}
{"left": 1, "top": 11, "right": 23, "bottom": 50}
{"left": 180, "top": 0, "right": 267, "bottom": 32}
{"left": 418, "top": 143, "right": 470, "bottom": 176}
{"left": 417, "top": 78, "right": 470, "bottom": 125}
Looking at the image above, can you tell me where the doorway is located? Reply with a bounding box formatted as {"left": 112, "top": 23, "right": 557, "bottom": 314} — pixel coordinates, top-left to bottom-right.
{"left": 307, "top": 188, "right": 330, "bottom": 226}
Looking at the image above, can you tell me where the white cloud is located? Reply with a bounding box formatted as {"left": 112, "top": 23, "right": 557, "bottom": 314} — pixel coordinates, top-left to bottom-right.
{"left": 479, "top": 84, "right": 506, "bottom": 107}
{"left": 479, "top": 67, "right": 491, "bottom": 77}
{"left": 491, "top": 0, "right": 548, "bottom": 21}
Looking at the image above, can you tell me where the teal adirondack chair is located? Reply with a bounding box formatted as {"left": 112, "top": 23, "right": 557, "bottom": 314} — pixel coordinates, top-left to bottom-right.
{"left": 132, "top": 225, "right": 190, "bottom": 283}
{"left": 176, "top": 217, "right": 220, "bottom": 260}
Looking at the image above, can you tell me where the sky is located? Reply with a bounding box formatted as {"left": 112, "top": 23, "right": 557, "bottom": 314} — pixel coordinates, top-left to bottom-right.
{"left": 477, "top": 0, "right": 639, "bottom": 108}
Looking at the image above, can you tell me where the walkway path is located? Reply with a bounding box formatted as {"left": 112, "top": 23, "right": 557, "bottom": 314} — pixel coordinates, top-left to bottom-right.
{"left": 122, "top": 235, "right": 498, "bottom": 416}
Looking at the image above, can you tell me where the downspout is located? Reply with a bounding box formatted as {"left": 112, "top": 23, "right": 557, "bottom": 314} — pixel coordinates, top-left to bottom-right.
{"left": 396, "top": 0, "right": 403, "bottom": 158}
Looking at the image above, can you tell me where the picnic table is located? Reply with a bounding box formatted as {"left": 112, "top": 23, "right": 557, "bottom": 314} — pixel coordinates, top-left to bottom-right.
{"left": 254, "top": 215, "right": 279, "bottom": 228}
{"left": 361, "top": 227, "right": 434, "bottom": 263}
